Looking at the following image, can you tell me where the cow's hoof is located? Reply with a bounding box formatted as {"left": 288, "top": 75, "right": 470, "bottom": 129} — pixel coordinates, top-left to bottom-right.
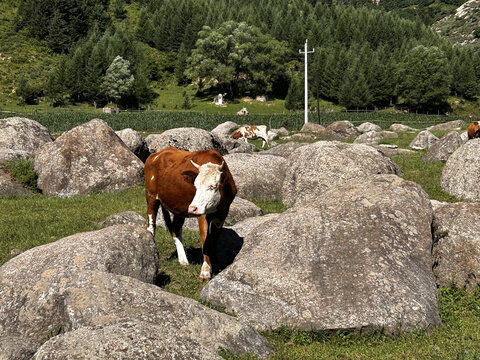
{"left": 179, "top": 261, "right": 189, "bottom": 267}
{"left": 199, "top": 274, "right": 211, "bottom": 282}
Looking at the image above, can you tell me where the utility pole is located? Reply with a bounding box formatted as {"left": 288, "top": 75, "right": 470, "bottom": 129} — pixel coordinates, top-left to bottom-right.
{"left": 299, "top": 39, "right": 314, "bottom": 124}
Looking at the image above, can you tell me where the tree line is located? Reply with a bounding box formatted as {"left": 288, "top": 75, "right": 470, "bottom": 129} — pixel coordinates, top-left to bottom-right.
{"left": 14, "top": 0, "right": 479, "bottom": 112}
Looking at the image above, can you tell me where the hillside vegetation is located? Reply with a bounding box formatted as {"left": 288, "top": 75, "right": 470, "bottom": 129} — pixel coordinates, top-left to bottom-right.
{"left": 1, "top": 0, "right": 479, "bottom": 115}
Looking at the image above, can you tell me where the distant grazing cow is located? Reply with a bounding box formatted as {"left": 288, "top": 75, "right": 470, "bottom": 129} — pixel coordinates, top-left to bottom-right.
{"left": 467, "top": 121, "right": 480, "bottom": 140}
{"left": 231, "top": 125, "right": 270, "bottom": 148}
{"left": 144, "top": 147, "right": 237, "bottom": 280}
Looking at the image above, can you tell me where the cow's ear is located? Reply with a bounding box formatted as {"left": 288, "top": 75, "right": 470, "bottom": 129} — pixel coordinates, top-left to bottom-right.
{"left": 181, "top": 170, "right": 197, "bottom": 184}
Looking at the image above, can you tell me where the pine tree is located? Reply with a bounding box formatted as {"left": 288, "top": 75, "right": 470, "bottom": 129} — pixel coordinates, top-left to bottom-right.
{"left": 397, "top": 45, "right": 452, "bottom": 112}
{"left": 285, "top": 74, "right": 303, "bottom": 110}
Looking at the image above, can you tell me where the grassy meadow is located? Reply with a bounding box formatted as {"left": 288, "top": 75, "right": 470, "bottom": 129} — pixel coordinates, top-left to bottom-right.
{"left": 1, "top": 115, "right": 480, "bottom": 358}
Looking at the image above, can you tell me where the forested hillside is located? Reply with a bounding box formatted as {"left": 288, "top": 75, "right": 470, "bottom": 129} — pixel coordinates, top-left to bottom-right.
{"left": 1, "top": 0, "right": 479, "bottom": 113}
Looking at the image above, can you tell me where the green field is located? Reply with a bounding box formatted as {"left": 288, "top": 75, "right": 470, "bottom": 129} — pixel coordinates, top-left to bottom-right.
{"left": 0, "top": 109, "right": 471, "bottom": 134}
{"left": 1, "top": 116, "right": 479, "bottom": 359}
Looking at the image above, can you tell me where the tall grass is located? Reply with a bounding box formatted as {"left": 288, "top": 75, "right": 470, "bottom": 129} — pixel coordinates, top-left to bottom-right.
{"left": 0, "top": 110, "right": 468, "bottom": 133}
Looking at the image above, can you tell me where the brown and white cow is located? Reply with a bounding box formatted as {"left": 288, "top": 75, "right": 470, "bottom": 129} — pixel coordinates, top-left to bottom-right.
{"left": 144, "top": 147, "right": 237, "bottom": 280}
{"left": 231, "top": 125, "right": 270, "bottom": 148}
{"left": 467, "top": 121, "right": 480, "bottom": 140}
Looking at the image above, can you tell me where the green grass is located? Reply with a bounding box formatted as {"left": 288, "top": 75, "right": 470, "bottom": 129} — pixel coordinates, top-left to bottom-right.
{"left": 4, "top": 158, "right": 39, "bottom": 191}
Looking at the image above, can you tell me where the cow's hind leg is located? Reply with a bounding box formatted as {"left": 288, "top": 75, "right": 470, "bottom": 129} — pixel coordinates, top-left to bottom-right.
{"left": 164, "top": 210, "right": 189, "bottom": 266}
{"left": 146, "top": 192, "right": 160, "bottom": 236}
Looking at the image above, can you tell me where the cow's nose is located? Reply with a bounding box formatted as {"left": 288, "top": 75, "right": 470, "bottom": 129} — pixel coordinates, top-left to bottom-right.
{"left": 188, "top": 205, "right": 198, "bottom": 214}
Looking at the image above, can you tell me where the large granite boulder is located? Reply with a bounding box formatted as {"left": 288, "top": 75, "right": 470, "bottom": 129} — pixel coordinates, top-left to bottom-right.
{"left": 262, "top": 142, "right": 308, "bottom": 158}
{"left": 211, "top": 121, "right": 238, "bottom": 138}
{"left": 282, "top": 141, "right": 401, "bottom": 207}
{"left": 422, "top": 131, "right": 465, "bottom": 162}
{"left": 353, "top": 130, "right": 384, "bottom": 146}
{"left": 101, "top": 211, "right": 146, "bottom": 228}
{"left": 432, "top": 202, "right": 480, "bottom": 289}
{"left": 357, "top": 122, "right": 381, "bottom": 133}
{"left": 409, "top": 130, "right": 439, "bottom": 150}
{"left": 389, "top": 123, "right": 418, "bottom": 132}
{"left": 144, "top": 134, "right": 161, "bottom": 149}
{"left": 0, "top": 225, "right": 157, "bottom": 353}
{"left": 427, "top": 119, "right": 464, "bottom": 131}
{"left": 148, "top": 127, "right": 227, "bottom": 154}
{"left": 220, "top": 136, "right": 257, "bottom": 154}
{"left": 115, "top": 128, "right": 150, "bottom": 162}
{"left": 441, "top": 139, "right": 480, "bottom": 201}
{"left": 0, "top": 117, "right": 53, "bottom": 164}
{"left": 300, "top": 122, "right": 325, "bottom": 133}
{"left": 32, "top": 320, "right": 223, "bottom": 360}
{"left": 224, "top": 153, "right": 288, "bottom": 200}
{"left": 322, "top": 120, "right": 360, "bottom": 140}
{"left": 2, "top": 270, "right": 272, "bottom": 359}
{"left": 201, "top": 175, "right": 440, "bottom": 334}
{"left": 34, "top": 119, "right": 144, "bottom": 197}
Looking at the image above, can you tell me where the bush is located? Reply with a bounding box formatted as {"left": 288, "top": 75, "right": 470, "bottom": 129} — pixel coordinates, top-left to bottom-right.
{"left": 5, "top": 158, "right": 38, "bottom": 191}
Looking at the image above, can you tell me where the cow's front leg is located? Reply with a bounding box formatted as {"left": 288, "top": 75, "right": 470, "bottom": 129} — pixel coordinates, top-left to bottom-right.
{"left": 146, "top": 191, "right": 159, "bottom": 236}
{"left": 197, "top": 215, "right": 211, "bottom": 281}
{"left": 172, "top": 214, "right": 188, "bottom": 266}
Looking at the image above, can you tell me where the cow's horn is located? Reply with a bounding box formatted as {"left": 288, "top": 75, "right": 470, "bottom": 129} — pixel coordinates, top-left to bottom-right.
{"left": 191, "top": 160, "right": 201, "bottom": 169}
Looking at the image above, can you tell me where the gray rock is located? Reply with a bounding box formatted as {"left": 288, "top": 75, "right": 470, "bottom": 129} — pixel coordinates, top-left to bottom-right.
{"left": 5, "top": 270, "right": 272, "bottom": 358}
{"left": 409, "top": 130, "right": 439, "bottom": 150}
{"left": 290, "top": 133, "right": 317, "bottom": 141}
{"left": 389, "top": 123, "right": 418, "bottom": 132}
{"left": 0, "top": 117, "right": 53, "bottom": 165}
{"left": 0, "top": 225, "right": 158, "bottom": 354}
{"left": 262, "top": 142, "right": 308, "bottom": 158}
{"left": 32, "top": 320, "right": 222, "bottom": 360}
{"left": 432, "top": 202, "right": 480, "bottom": 289}
{"left": 224, "top": 153, "right": 288, "bottom": 200}
{"left": 34, "top": 119, "right": 144, "bottom": 197}
{"left": 211, "top": 121, "right": 238, "bottom": 138}
{"left": 460, "top": 131, "right": 469, "bottom": 143}
{"left": 102, "top": 211, "right": 146, "bottom": 228}
{"left": 441, "top": 139, "right": 480, "bottom": 201}
{"left": 427, "top": 119, "right": 464, "bottom": 131}
{"left": 116, "top": 128, "right": 150, "bottom": 162}
{"left": 373, "top": 145, "right": 415, "bottom": 156}
{"left": 322, "top": 120, "right": 360, "bottom": 140}
{"left": 271, "top": 127, "right": 289, "bottom": 136}
{"left": 0, "top": 335, "right": 36, "bottom": 360}
{"left": 353, "top": 130, "right": 383, "bottom": 145}
{"left": 218, "top": 135, "right": 257, "bottom": 154}
{"left": 300, "top": 122, "right": 325, "bottom": 133}
{"left": 282, "top": 141, "right": 401, "bottom": 207}
{"left": 145, "top": 134, "right": 161, "bottom": 149}
{"left": 0, "top": 168, "right": 31, "bottom": 195}
{"left": 380, "top": 131, "right": 399, "bottom": 139}
{"left": 357, "top": 122, "right": 381, "bottom": 133}
{"left": 422, "top": 131, "right": 464, "bottom": 162}
{"left": 202, "top": 175, "right": 440, "bottom": 334}
{"left": 148, "top": 127, "right": 227, "bottom": 155}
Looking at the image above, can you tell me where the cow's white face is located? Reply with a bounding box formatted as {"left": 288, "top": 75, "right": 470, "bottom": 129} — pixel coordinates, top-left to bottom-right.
{"left": 188, "top": 161, "right": 223, "bottom": 215}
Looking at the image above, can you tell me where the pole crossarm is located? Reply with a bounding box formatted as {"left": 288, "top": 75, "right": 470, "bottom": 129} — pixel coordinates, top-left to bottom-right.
{"left": 299, "top": 39, "right": 314, "bottom": 124}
